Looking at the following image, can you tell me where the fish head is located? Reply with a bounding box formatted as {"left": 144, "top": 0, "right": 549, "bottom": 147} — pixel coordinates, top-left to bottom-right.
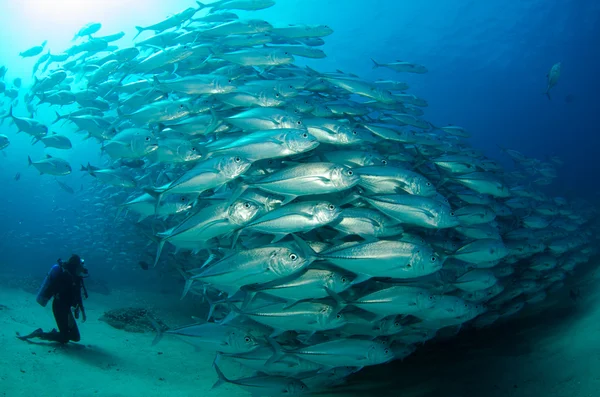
{"left": 412, "top": 248, "right": 443, "bottom": 276}
{"left": 285, "top": 129, "right": 319, "bottom": 154}
{"left": 219, "top": 154, "right": 253, "bottom": 179}
{"left": 327, "top": 271, "right": 353, "bottom": 293}
{"left": 314, "top": 201, "right": 342, "bottom": 224}
{"left": 275, "top": 82, "right": 299, "bottom": 98}
{"left": 162, "top": 194, "right": 195, "bottom": 215}
{"left": 280, "top": 114, "right": 305, "bottom": 130}
{"left": 228, "top": 329, "right": 260, "bottom": 353}
{"left": 178, "top": 142, "right": 204, "bottom": 162}
{"left": 367, "top": 343, "right": 394, "bottom": 365}
{"left": 271, "top": 50, "right": 295, "bottom": 66}
{"left": 269, "top": 245, "right": 308, "bottom": 278}
{"left": 249, "top": 19, "right": 274, "bottom": 33}
{"left": 416, "top": 291, "right": 438, "bottom": 310}
{"left": 331, "top": 165, "right": 360, "bottom": 190}
{"left": 228, "top": 199, "right": 262, "bottom": 226}
{"left": 286, "top": 380, "right": 309, "bottom": 395}
{"left": 131, "top": 130, "right": 159, "bottom": 156}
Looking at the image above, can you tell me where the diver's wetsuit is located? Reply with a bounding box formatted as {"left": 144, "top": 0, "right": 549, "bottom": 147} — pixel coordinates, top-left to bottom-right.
{"left": 40, "top": 270, "right": 84, "bottom": 343}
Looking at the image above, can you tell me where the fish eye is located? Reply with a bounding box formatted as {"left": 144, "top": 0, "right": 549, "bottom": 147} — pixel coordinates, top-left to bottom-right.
{"left": 336, "top": 314, "right": 342, "bottom": 319}
{"left": 352, "top": 130, "right": 357, "bottom": 135}
{"left": 244, "top": 202, "right": 251, "bottom": 208}
{"left": 406, "top": 263, "right": 413, "bottom": 268}
{"left": 179, "top": 104, "right": 184, "bottom": 108}
{"left": 192, "top": 147, "right": 196, "bottom": 151}
{"left": 394, "top": 322, "right": 400, "bottom": 327}
{"left": 228, "top": 79, "right": 232, "bottom": 83}
{"left": 234, "top": 156, "right": 241, "bottom": 162}
{"left": 347, "top": 170, "right": 353, "bottom": 176}
{"left": 429, "top": 295, "right": 435, "bottom": 300}
{"left": 289, "top": 253, "right": 298, "bottom": 261}
{"left": 426, "top": 182, "right": 432, "bottom": 186}
{"left": 450, "top": 212, "right": 455, "bottom": 216}
{"left": 181, "top": 197, "right": 186, "bottom": 201}
{"left": 296, "top": 120, "right": 302, "bottom": 125}
{"left": 289, "top": 85, "right": 294, "bottom": 89}
{"left": 381, "top": 159, "right": 388, "bottom": 165}
{"left": 275, "top": 93, "right": 280, "bottom": 97}
{"left": 431, "top": 256, "right": 437, "bottom": 262}
{"left": 328, "top": 204, "right": 335, "bottom": 210}
{"left": 145, "top": 137, "right": 150, "bottom": 141}
{"left": 384, "top": 349, "right": 389, "bottom": 354}
{"left": 341, "top": 277, "right": 347, "bottom": 283}
{"left": 244, "top": 336, "right": 251, "bottom": 343}
{"left": 302, "top": 133, "right": 308, "bottom": 138}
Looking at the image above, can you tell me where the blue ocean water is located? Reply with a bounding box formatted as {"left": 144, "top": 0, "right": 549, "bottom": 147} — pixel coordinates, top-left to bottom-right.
{"left": 0, "top": 1, "right": 599, "bottom": 395}
{"left": 1, "top": 0, "right": 599, "bottom": 263}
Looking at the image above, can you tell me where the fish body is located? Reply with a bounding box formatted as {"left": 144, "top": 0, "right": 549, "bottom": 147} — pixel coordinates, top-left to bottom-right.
{"left": 545, "top": 62, "right": 561, "bottom": 100}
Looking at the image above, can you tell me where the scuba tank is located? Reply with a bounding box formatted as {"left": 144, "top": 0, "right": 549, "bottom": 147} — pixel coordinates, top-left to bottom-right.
{"left": 36, "top": 260, "right": 63, "bottom": 307}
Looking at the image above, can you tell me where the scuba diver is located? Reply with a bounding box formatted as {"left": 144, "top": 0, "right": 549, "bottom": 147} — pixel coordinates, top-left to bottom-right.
{"left": 17, "top": 254, "right": 89, "bottom": 344}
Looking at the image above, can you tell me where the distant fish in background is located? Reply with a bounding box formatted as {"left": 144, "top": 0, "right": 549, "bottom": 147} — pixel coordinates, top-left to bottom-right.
{"left": 545, "top": 62, "right": 561, "bottom": 100}
{"left": 19, "top": 40, "right": 47, "bottom": 58}
{"left": 120, "top": 159, "right": 146, "bottom": 169}
{"left": 139, "top": 261, "right": 150, "bottom": 270}
{"left": 0, "top": 134, "right": 9, "bottom": 150}
{"left": 72, "top": 22, "right": 102, "bottom": 41}
{"left": 13, "top": 78, "right": 21, "bottom": 89}
{"left": 56, "top": 180, "right": 75, "bottom": 194}
{"left": 564, "top": 94, "right": 575, "bottom": 104}
{"left": 14, "top": 172, "right": 20, "bottom": 181}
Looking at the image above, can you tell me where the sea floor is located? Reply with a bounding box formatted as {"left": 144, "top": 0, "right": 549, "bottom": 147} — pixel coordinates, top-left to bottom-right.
{"left": 1, "top": 265, "right": 599, "bottom": 397}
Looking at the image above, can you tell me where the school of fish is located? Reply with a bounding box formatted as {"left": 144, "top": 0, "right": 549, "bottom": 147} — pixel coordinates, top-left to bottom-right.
{"left": 0, "top": 0, "right": 598, "bottom": 395}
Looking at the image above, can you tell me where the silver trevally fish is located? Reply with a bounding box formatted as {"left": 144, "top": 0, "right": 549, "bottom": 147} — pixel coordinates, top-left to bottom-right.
{"left": 237, "top": 200, "right": 341, "bottom": 243}
{"left": 213, "top": 359, "right": 309, "bottom": 396}
{"left": 319, "top": 240, "right": 443, "bottom": 284}
{"left": 352, "top": 286, "right": 437, "bottom": 319}
{"left": 191, "top": 236, "right": 315, "bottom": 296}
{"left": 363, "top": 194, "right": 459, "bottom": 229}
{"left": 239, "top": 162, "right": 360, "bottom": 204}
{"left": 165, "top": 321, "right": 260, "bottom": 354}
{"left": 207, "top": 129, "right": 319, "bottom": 162}
{"left": 247, "top": 268, "right": 353, "bottom": 305}
{"left": 81, "top": 163, "right": 137, "bottom": 188}
{"left": 154, "top": 199, "right": 262, "bottom": 267}
{"left": 270, "top": 338, "right": 394, "bottom": 368}
{"left": 145, "top": 155, "right": 252, "bottom": 201}
{"left": 37, "top": 134, "right": 72, "bottom": 150}
{"left": 371, "top": 58, "right": 428, "bottom": 74}
{"left": 545, "top": 62, "right": 561, "bottom": 100}
{"left": 102, "top": 128, "right": 159, "bottom": 159}
{"left": 27, "top": 155, "right": 71, "bottom": 176}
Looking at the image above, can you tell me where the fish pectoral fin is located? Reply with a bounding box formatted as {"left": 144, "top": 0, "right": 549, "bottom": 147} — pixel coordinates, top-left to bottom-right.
{"left": 270, "top": 233, "right": 288, "bottom": 243}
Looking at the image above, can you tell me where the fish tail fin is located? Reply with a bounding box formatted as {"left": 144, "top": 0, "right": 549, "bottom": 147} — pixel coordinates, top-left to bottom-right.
{"left": 211, "top": 356, "right": 229, "bottom": 389}
{"left": 325, "top": 287, "right": 347, "bottom": 312}
{"left": 181, "top": 278, "right": 194, "bottom": 301}
{"left": 545, "top": 91, "right": 551, "bottom": 100}
{"left": 371, "top": 58, "right": 381, "bottom": 69}
{"left": 196, "top": 1, "right": 206, "bottom": 10}
{"left": 52, "top": 110, "right": 64, "bottom": 124}
{"left": 148, "top": 316, "right": 163, "bottom": 346}
{"left": 27, "top": 155, "right": 32, "bottom": 167}
{"left": 265, "top": 338, "right": 287, "bottom": 366}
{"left": 153, "top": 238, "right": 166, "bottom": 268}
{"left": 133, "top": 26, "right": 144, "bottom": 40}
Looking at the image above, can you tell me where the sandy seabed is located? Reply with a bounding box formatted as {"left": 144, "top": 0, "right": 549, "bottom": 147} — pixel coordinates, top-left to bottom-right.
{"left": 1, "top": 267, "right": 599, "bottom": 397}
